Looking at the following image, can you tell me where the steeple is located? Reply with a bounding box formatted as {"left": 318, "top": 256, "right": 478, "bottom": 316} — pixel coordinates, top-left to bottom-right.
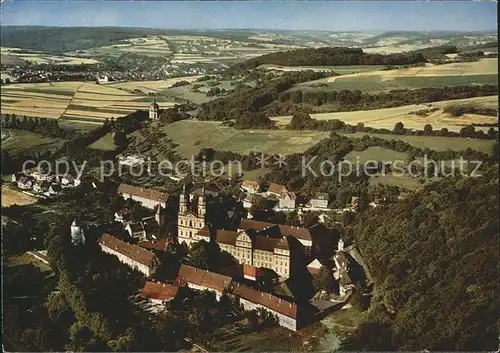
{"left": 198, "top": 184, "right": 206, "bottom": 217}
{"left": 155, "top": 204, "right": 164, "bottom": 227}
{"left": 149, "top": 99, "right": 159, "bottom": 120}
{"left": 179, "top": 184, "right": 187, "bottom": 214}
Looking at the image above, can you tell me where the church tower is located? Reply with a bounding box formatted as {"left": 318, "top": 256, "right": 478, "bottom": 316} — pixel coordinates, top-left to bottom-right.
{"left": 338, "top": 237, "right": 344, "bottom": 252}
{"left": 155, "top": 204, "right": 164, "bottom": 227}
{"left": 198, "top": 185, "right": 206, "bottom": 218}
{"left": 179, "top": 184, "right": 188, "bottom": 214}
{"left": 70, "top": 219, "right": 86, "bottom": 246}
{"left": 149, "top": 99, "right": 159, "bottom": 120}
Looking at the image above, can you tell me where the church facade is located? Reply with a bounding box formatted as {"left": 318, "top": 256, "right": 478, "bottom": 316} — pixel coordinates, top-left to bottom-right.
{"left": 177, "top": 185, "right": 207, "bottom": 247}
{"left": 175, "top": 187, "right": 315, "bottom": 279}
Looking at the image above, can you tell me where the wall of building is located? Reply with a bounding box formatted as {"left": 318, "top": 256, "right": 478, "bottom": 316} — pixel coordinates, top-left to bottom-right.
{"left": 100, "top": 244, "right": 152, "bottom": 276}
{"left": 121, "top": 193, "right": 166, "bottom": 209}
{"left": 238, "top": 297, "right": 297, "bottom": 331}
{"left": 311, "top": 199, "right": 328, "bottom": 208}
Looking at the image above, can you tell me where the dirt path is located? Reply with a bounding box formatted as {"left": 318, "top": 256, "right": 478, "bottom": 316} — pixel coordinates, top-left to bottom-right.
{"left": 58, "top": 81, "right": 86, "bottom": 119}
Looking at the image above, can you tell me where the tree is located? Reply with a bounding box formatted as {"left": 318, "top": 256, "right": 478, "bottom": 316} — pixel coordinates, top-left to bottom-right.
{"left": 312, "top": 266, "right": 338, "bottom": 294}
{"left": 342, "top": 210, "right": 355, "bottom": 226}
{"left": 245, "top": 310, "right": 259, "bottom": 330}
{"left": 113, "top": 130, "right": 128, "bottom": 147}
{"left": 350, "top": 286, "right": 369, "bottom": 311}
{"left": 290, "top": 90, "right": 303, "bottom": 104}
{"left": 393, "top": 122, "right": 405, "bottom": 134}
{"left": 423, "top": 124, "right": 433, "bottom": 135}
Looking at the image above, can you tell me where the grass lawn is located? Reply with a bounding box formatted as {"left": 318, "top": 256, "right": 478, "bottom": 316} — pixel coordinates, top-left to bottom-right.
{"left": 212, "top": 323, "right": 304, "bottom": 352}
{"left": 6, "top": 252, "right": 51, "bottom": 273}
{"left": 88, "top": 132, "right": 117, "bottom": 151}
{"left": 163, "top": 120, "right": 329, "bottom": 157}
{"left": 345, "top": 146, "right": 409, "bottom": 164}
{"left": 369, "top": 174, "right": 425, "bottom": 190}
{"left": 1, "top": 129, "right": 67, "bottom": 155}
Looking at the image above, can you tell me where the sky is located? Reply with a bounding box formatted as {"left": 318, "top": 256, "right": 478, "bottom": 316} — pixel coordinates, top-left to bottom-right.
{"left": 0, "top": 1, "right": 497, "bottom": 32}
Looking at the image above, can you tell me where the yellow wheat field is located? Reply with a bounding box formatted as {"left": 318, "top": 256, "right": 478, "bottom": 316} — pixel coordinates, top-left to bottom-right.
{"left": 271, "top": 95, "right": 498, "bottom": 132}
{"left": 108, "top": 76, "right": 203, "bottom": 92}
{"left": 1, "top": 186, "right": 38, "bottom": 207}
{"left": 325, "top": 58, "right": 498, "bottom": 83}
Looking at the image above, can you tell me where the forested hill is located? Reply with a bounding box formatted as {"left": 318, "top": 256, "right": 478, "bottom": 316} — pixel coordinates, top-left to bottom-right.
{"left": 0, "top": 26, "right": 175, "bottom": 53}
{"left": 342, "top": 165, "right": 499, "bottom": 351}
{"left": 226, "top": 47, "right": 427, "bottom": 73}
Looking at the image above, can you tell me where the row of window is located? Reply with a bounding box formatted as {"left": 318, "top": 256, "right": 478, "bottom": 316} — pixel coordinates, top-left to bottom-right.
{"left": 178, "top": 218, "right": 204, "bottom": 228}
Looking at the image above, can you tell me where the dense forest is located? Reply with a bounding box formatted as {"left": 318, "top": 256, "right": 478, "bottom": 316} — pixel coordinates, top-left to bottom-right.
{"left": 226, "top": 47, "right": 427, "bottom": 73}
{"left": 340, "top": 165, "right": 499, "bottom": 350}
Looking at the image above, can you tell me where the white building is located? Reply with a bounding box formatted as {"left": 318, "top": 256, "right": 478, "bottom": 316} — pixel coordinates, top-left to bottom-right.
{"left": 174, "top": 265, "right": 232, "bottom": 301}
{"left": 118, "top": 155, "right": 147, "bottom": 168}
{"left": 230, "top": 282, "right": 299, "bottom": 331}
{"left": 70, "top": 219, "right": 86, "bottom": 246}
{"left": 278, "top": 192, "right": 296, "bottom": 210}
{"left": 241, "top": 180, "right": 259, "bottom": 194}
{"left": 149, "top": 100, "right": 159, "bottom": 120}
{"left": 125, "top": 222, "right": 147, "bottom": 241}
{"left": 310, "top": 192, "right": 329, "bottom": 209}
{"left": 118, "top": 183, "right": 169, "bottom": 209}
{"left": 98, "top": 234, "right": 159, "bottom": 277}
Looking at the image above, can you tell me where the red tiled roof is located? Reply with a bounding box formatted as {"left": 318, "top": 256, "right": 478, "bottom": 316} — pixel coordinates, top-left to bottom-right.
{"left": 278, "top": 225, "right": 312, "bottom": 241}
{"left": 243, "top": 264, "right": 261, "bottom": 278}
{"left": 196, "top": 228, "right": 211, "bottom": 239}
{"left": 200, "top": 271, "right": 232, "bottom": 293}
{"left": 140, "top": 281, "right": 179, "bottom": 301}
{"left": 238, "top": 219, "right": 275, "bottom": 232}
{"left": 229, "top": 283, "right": 297, "bottom": 319}
{"left": 99, "top": 234, "right": 156, "bottom": 267}
{"left": 137, "top": 239, "right": 169, "bottom": 251}
{"left": 215, "top": 229, "right": 239, "bottom": 245}
{"left": 118, "top": 183, "right": 169, "bottom": 203}
{"left": 242, "top": 180, "right": 259, "bottom": 189}
{"left": 175, "top": 264, "right": 206, "bottom": 286}
{"left": 174, "top": 265, "right": 232, "bottom": 293}
{"left": 268, "top": 183, "right": 288, "bottom": 195}
{"left": 253, "top": 236, "right": 281, "bottom": 252}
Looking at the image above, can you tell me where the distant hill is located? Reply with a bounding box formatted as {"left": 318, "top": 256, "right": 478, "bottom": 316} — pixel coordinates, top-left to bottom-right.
{"left": 0, "top": 26, "right": 263, "bottom": 53}
{"left": 0, "top": 26, "right": 172, "bottom": 53}
{"left": 226, "top": 47, "right": 427, "bottom": 73}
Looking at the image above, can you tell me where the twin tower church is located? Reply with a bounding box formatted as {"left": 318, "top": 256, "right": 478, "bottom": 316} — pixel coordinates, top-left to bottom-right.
{"left": 177, "top": 185, "right": 208, "bottom": 247}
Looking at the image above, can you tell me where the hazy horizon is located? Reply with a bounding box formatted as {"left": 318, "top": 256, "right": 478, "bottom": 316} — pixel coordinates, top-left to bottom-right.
{"left": 0, "top": 1, "right": 497, "bottom": 32}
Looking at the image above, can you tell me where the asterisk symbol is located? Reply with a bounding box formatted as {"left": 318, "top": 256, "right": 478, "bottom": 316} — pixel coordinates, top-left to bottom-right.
{"left": 273, "top": 154, "right": 287, "bottom": 168}
{"left": 256, "top": 152, "right": 270, "bottom": 168}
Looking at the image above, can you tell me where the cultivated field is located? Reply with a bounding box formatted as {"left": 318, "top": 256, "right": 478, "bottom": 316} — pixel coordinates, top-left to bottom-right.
{"left": 1, "top": 79, "right": 186, "bottom": 125}
{"left": 259, "top": 64, "right": 385, "bottom": 74}
{"left": 1, "top": 186, "right": 38, "bottom": 207}
{"left": 1, "top": 46, "right": 99, "bottom": 65}
{"left": 163, "top": 120, "right": 329, "bottom": 157}
{"left": 271, "top": 96, "right": 498, "bottom": 133}
{"left": 68, "top": 35, "right": 300, "bottom": 66}
{"left": 108, "top": 76, "right": 203, "bottom": 93}
{"left": 293, "top": 58, "right": 498, "bottom": 92}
